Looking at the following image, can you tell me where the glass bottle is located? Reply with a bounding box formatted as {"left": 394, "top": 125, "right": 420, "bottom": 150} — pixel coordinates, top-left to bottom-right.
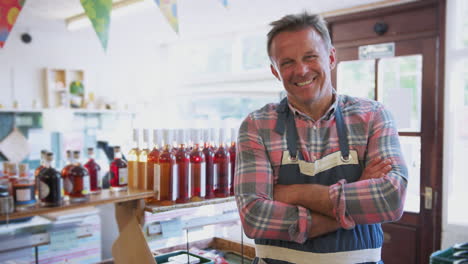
{"left": 147, "top": 129, "right": 162, "bottom": 200}
{"left": 203, "top": 129, "right": 215, "bottom": 199}
{"left": 68, "top": 151, "right": 90, "bottom": 202}
{"left": 138, "top": 129, "right": 149, "bottom": 190}
{"left": 155, "top": 129, "right": 175, "bottom": 205}
{"left": 175, "top": 129, "right": 190, "bottom": 204}
{"left": 229, "top": 128, "right": 237, "bottom": 196}
{"left": 38, "top": 152, "right": 63, "bottom": 206}
{"left": 84, "top": 147, "right": 102, "bottom": 194}
{"left": 110, "top": 146, "right": 128, "bottom": 192}
{"left": 127, "top": 129, "right": 139, "bottom": 190}
{"left": 61, "top": 150, "right": 74, "bottom": 196}
{"left": 190, "top": 129, "right": 206, "bottom": 201}
{"left": 214, "top": 128, "right": 230, "bottom": 198}
{"left": 12, "top": 163, "right": 36, "bottom": 209}
{"left": 34, "top": 150, "right": 48, "bottom": 199}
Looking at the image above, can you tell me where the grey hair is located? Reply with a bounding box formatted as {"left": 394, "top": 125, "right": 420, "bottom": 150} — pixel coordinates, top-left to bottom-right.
{"left": 267, "top": 12, "right": 332, "bottom": 57}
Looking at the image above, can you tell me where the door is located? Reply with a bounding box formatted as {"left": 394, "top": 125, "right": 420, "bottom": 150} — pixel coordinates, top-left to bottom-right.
{"left": 329, "top": 1, "right": 444, "bottom": 263}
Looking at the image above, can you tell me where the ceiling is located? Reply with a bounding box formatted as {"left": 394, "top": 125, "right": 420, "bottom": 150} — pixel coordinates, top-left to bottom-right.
{"left": 14, "top": 0, "right": 416, "bottom": 42}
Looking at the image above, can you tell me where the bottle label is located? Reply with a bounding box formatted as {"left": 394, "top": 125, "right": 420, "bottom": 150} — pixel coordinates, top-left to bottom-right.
{"left": 154, "top": 164, "right": 161, "bottom": 200}
{"left": 201, "top": 162, "right": 206, "bottom": 197}
{"left": 39, "top": 181, "right": 50, "bottom": 199}
{"left": 213, "top": 163, "right": 218, "bottom": 189}
{"left": 119, "top": 168, "right": 128, "bottom": 185}
{"left": 82, "top": 175, "right": 90, "bottom": 194}
{"left": 16, "top": 188, "right": 31, "bottom": 202}
{"left": 64, "top": 178, "right": 73, "bottom": 194}
{"left": 172, "top": 164, "right": 178, "bottom": 201}
{"left": 97, "top": 170, "right": 103, "bottom": 188}
{"left": 228, "top": 162, "right": 232, "bottom": 188}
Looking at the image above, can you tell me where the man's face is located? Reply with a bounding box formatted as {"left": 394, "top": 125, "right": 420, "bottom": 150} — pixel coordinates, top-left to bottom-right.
{"left": 269, "top": 27, "right": 336, "bottom": 109}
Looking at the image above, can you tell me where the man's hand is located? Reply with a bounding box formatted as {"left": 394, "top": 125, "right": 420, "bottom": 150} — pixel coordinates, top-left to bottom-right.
{"left": 360, "top": 157, "right": 393, "bottom": 181}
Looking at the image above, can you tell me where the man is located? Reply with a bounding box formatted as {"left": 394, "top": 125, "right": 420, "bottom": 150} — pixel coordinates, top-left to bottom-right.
{"left": 234, "top": 12, "right": 408, "bottom": 264}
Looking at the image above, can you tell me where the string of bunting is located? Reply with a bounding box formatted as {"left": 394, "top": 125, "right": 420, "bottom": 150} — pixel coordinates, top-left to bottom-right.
{"left": 0, "top": 0, "right": 230, "bottom": 50}
{"left": 0, "top": 0, "right": 26, "bottom": 48}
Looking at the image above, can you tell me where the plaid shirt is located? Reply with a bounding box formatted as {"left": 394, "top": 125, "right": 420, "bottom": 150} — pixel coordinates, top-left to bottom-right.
{"left": 234, "top": 94, "right": 408, "bottom": 244}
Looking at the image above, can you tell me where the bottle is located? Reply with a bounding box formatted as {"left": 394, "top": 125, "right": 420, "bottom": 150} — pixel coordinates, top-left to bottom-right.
{"left": 127, "top": 129, "right": 140, "bottom": 190}
{"left": 38, "top": 152, "right": 63, "bottom": 206}
{"left": 155, "top": 129, "right": 175, "bottom": 205}
{"left": 229, "top": 128, "right": 237, "bottom": 196}
{"left": 84, "top": 147, "right": 102, "bottom": 194}
{"left": 175, "top": 129, "right": 190, "bottom": 204}
{"left": 203, "top": 129, "right": 215, "bottom": 199}
{"left": 12, "top": 163, "right": 36, "bottom": 209}
{"left": 138, "top": 129, "right": 150, "bottom": 190}
{"left": 34, "top": 150, "right": 48, "bottom": 199}
{"left": 61, "top": 150, "right": 74, "bottom": 196}
{"left": 34, "top": 150, "right": 49, "bottom": 178}
{"left": 147, "top": 129, "right": 162, "bottom": 200}
{"left": 110, "top": 146, "right": 128, "bottom": 192}
{"left": 214, "top": 128, "right": 230, "bottom": 198}
{"left": 190, "top": 128, "right": 206, "bottom": 201}
{"left": 68, "top": 150, "right": 90, "bottom": 202}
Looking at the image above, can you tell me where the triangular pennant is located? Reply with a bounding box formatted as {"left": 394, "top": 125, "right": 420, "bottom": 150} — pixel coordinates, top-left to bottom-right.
{"left": 219, "top": 0, "right": 228, "bottom": 8}
{"left": 80, "top": 0, "right": 112, "bottom": 51}
{"left": 154, "top": 0, "right": 179, "bottom": 33}
{"left": 0, "top": 0, "right": 27, "bottom": 48}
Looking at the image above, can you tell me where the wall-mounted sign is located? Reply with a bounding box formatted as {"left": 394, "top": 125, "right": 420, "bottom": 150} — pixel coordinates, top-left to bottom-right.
{"left": 359, "top": 42, "right": 395, "bottom": 60}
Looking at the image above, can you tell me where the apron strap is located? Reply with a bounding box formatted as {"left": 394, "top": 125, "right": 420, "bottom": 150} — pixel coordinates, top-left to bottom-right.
{"left": 334, "top": 101, "right": 350, "bottom": 161}
{"left": 275, "top": 98, "right": 298, "bottom": 160}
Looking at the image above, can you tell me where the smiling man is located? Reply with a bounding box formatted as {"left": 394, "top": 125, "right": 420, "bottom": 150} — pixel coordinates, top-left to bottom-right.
{"left": 234, "top": 12, "right": 408, "bottom": 264}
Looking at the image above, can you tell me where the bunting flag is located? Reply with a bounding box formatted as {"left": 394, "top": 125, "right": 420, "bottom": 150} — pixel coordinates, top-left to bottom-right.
{"left": 154, "top": 0, "right": 179, "bottom": 33}
{"left": 219, "top": 0, "right": 228, "bottom": 8}
{"left": 0, "top": 0, "right": 26, "bottom": 48}
{"left": 80, "top": 0, "right": 112, "bottom": 51}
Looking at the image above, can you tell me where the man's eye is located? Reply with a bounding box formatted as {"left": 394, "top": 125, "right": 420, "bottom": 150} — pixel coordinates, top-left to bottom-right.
{"left": 281, "top": 61, "right": 292, "bottom": 66}
{"left": 305, "top": 55, "right": 317, "bottom": 60}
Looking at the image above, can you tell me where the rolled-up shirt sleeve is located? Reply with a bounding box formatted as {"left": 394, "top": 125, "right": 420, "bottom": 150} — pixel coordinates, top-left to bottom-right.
{"left": 329, "top": 103, "right": 408, "bottom": 229}
{"left": 235, "top": 114, "right": 311, "bottom": 243}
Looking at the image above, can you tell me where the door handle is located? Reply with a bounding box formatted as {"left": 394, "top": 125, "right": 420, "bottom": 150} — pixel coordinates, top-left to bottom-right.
{"left": 421, "top": 186, "right": 432, "bottom": 210}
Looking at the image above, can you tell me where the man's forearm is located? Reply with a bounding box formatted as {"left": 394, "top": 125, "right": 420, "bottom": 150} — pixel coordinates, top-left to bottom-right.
{"left": 274, "top": 184, "right": 334, "bottom": 217}
{"left": 309, "top": 213, "right": 340, "bottom": 238}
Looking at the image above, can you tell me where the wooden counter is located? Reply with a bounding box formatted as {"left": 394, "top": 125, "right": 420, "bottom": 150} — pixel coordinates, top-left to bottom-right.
{"left": 145, "top": 196, "right": 236, "bottom": 214}
{"left": 0, "top": 189, "right": 153, "bottom": 221}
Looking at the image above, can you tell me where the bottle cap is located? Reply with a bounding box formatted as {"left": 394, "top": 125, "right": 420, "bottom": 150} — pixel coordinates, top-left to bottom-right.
{"left": 162, "top": 129, "right": 172, "bottom": 147}
{"left": 231, "top": 127, "right": 238, "bottom": 143}
{"left": 143, "top": 129, "right": 149, "bottom": 143}
{"left": 177, "top": 129, "right": 186, "bottom": 146}
{"left": 132, "top": 128, "right": 139, "bottom": 143}
{"left": 153, "top": 129, "right": 162, "bottom": 147}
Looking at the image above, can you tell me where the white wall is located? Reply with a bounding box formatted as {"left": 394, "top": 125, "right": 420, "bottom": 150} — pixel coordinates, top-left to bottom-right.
{"left": 0, "top": 2, "right": 166, "bottom": 111}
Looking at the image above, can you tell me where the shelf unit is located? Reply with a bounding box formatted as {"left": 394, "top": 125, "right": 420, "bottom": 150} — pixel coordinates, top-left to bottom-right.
{"left": 44, "top": 68, "right": 85, "bottom": 109}
{"left": 0, "top": 189, "right": 153, "bottom": 222}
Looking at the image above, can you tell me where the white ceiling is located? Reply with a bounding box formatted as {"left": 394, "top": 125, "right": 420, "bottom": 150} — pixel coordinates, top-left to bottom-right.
{"left": 14, "top": 0, "right": 415, "bottom": 43}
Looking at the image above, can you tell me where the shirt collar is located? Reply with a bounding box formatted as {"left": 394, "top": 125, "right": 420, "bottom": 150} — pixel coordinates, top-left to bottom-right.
{"left": 287, "top": 91, "right": 339, "bottom": 122}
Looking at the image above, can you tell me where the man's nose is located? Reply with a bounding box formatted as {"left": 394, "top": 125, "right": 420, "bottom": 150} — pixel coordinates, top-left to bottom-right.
{"left": 294, "top": 63, "right": 308, "bottom": 75}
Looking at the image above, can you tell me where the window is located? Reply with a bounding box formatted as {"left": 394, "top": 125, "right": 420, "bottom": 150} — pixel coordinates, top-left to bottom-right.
{"left": 445, "top": 0, "right": 468, "bottom": 226}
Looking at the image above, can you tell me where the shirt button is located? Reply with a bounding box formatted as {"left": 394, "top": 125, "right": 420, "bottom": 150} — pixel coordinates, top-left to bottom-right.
{"left": 313, "top": 125, "right": 317, "bottom": 130}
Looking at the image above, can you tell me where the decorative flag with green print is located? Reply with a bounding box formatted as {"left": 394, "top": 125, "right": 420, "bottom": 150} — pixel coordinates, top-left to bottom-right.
{"left": 80, "top": 0, "right": 112, "bottom": 51}
{"left": 0, "top": 0, "right": 26, "bottom": 48}
{"left": 219, "top": 0, "right": 228, "bottom": 8}
{"left": 154, "top": 0, "right": 178, "bottom": 33}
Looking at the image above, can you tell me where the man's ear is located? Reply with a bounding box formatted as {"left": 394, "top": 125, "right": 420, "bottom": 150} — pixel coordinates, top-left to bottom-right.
{"left": 329, "top": 47, "right": 337, "bottom": 70}
{"left": 271, "top": 64, "right": 281, "bottom": 81}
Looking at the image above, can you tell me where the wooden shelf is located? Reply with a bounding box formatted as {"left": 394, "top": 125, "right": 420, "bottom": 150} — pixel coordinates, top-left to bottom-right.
{"left": 145, "top": 197, "right": 236, "bottom": 214}
{"left": 0, "top": 108, "right": 135, "bottom": 115}
{"left": 0, "top": 189, "right": 153, "bottom": 221}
